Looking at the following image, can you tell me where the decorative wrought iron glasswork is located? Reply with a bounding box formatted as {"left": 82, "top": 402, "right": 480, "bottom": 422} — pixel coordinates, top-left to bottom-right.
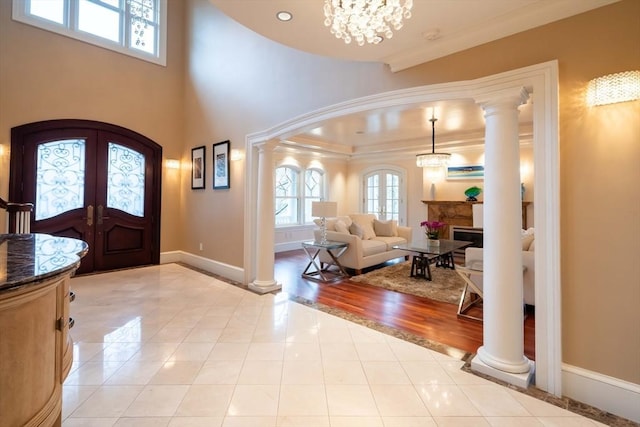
{"left": 107, "top": 142, "right": 145, "bottom": 217}
{"left": 35, "top": 139, "right": 86, "bottom": 221}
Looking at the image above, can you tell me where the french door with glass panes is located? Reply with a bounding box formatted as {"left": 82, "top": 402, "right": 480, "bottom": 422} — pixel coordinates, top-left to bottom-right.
{"left": 10, "top": 120, "right": 161, "bottom": 275}
{"left": 363, "top": 170, "right": 403, "bottom": 223}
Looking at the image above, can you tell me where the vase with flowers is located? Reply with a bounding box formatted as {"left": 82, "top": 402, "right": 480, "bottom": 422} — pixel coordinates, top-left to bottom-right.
{"left": 420, "top": 220, "right": 446, "bottom": 246}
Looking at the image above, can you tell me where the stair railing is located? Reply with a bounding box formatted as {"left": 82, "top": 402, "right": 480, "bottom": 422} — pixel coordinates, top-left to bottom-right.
{"left": 0, "top": 197, "right": 34, "bottom": 233}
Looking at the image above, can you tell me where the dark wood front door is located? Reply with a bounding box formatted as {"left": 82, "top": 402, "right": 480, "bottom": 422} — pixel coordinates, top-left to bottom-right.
{"left": 10, "top": 120, "right": 162, "bottom": 275}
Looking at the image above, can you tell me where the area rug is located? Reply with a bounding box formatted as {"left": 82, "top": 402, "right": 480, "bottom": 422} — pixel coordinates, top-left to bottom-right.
{"left": 349, "top": 261, "right": 465, "bottom": 304}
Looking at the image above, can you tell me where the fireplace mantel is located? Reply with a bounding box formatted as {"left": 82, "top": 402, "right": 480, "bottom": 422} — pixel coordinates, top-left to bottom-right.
{"left": 421, "top": 200, "right": 531, "bottom": 238}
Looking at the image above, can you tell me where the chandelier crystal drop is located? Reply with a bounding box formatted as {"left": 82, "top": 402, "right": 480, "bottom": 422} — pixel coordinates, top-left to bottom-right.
{"left": 416, "top": 115, "right": 451, "bottom": 168}
{"left": 323, "top": 0, "right": 413, "bottom": 46}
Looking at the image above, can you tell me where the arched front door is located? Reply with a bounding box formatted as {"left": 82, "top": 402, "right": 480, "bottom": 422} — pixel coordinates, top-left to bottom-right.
{"left": 10, "top": 119, "right": 162, "bottom": 275}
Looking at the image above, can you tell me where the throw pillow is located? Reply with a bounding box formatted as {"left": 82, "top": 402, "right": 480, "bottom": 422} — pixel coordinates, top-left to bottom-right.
{"left": 335, "top": 220, "right": 349, "bottom": 234}
{"left": 349, "top": 214, "right": 376, "bottom": 240}
{"left": 349, "top": 222, "right": 364, "bottom": 239}
{"left": 374, "top": 219, "right": 397, "bottom": 237}
{"left": 528, "top": 239, "right": 535, "bottom": 251}
{"left": 522, "top": 233, "right": 535, "bottom": 251}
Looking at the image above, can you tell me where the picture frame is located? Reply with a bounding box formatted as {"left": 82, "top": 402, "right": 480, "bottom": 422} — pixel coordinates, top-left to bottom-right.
{"left": 446, "top": 165, "right": 484, "bottom": 180}
{"left": 212, "top": 140, "right": 230, "bottom": 189}
{"left": 191, "top": 146, "right": 206, "bottom": 189}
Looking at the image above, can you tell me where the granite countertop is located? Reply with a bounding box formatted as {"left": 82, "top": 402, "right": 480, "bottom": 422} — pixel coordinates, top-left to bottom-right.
{"left": 0, "top": 233, "right": 89, "bottom": 292}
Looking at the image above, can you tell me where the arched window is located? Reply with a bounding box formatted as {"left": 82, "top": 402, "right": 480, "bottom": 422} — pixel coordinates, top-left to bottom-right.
{"left": 362, "top": 168, "right": 405, "bottom": 225}
{"left": 275, "top": 166, "right": 325, "bottom": 226}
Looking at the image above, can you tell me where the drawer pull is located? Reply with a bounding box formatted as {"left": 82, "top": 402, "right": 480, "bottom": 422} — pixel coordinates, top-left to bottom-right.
{"left": 69, "top": 291, "right": 76, "bottom": 302}
{"left": 69, "top": 317, "right": 75, "bottom": 329}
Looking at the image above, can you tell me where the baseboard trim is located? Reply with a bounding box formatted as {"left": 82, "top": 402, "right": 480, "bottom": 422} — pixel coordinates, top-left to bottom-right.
{"left": 275, "top": 241, "right": 305, "bottom": 253}
{"left": 562, "top": 363, "right": 640, "bottom": 423}
{"left": 160, "top": 250, "right": 244, "bottom": 284}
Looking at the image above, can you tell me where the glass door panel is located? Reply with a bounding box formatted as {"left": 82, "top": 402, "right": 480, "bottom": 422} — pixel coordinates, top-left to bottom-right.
{"left": 35, "top": 139, "right": 86, "bottom": 220}
{"left": 107, "top": 142, "right": 145, "bottom": 217}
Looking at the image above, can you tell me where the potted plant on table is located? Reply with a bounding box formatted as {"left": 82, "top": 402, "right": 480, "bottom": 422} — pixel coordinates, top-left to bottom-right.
{"left": 420, "top": 220, "right": 446, "bottom": 246}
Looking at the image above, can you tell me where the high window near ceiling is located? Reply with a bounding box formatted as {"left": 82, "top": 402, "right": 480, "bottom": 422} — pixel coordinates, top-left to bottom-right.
{"left": 275, "top": 166, "right": 325, "bottom": 226}
{"left": 12, "top": 0, "right": 167, "bottom": 65}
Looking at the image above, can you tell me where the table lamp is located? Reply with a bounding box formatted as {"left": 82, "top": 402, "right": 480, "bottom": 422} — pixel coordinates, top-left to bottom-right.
{"left": 312, "top": 201, "right": 337, "bottom": 244}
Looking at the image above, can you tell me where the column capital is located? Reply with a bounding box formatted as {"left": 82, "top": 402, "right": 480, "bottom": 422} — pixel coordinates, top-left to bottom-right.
{"left": 475, "top": 87, "right": 530, "bottom": 111}
{"left": 255, "top": 140, "right": 278, "bottom": 152}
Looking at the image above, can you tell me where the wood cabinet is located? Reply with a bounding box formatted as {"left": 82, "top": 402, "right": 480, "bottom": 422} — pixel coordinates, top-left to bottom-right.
{"left": 0, "top": 234, "right": 87, "bottom": 427}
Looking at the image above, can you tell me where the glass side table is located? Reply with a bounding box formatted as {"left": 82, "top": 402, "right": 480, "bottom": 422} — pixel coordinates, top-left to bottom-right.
{"left": 301, "top": 240, "right": 349, "bottom": 283}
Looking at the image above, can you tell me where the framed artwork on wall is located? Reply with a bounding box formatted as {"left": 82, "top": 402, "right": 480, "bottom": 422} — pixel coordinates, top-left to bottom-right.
{"left": 191, "top": 146, "right": 206, "bottom": 189}
{"left": 213, "top": 140, "right": 230, "bottom": 189}
{"left": 447, "top": 165, "right": 484, "bottom": 180}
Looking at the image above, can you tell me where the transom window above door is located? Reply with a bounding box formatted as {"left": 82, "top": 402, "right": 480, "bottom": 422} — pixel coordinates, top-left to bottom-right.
{"left": 12, "top": 0, "right": 167, "bottom": 65}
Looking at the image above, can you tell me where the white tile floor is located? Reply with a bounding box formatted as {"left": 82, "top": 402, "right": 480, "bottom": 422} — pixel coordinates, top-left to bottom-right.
{"left": 63, "top": 263, "right": 604, "bottom": 427}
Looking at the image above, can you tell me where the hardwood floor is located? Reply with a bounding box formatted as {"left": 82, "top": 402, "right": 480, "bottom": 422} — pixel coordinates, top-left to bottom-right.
{"left": 276, "top": 249, "right": 535, "bottom": 361}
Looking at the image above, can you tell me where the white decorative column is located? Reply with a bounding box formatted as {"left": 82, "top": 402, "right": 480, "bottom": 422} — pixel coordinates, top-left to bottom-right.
{"left": 248, "top": 141, "right": 281, "bottom": 294}
{"left": 471, "top": 87, "right": 534, "bottom": 388}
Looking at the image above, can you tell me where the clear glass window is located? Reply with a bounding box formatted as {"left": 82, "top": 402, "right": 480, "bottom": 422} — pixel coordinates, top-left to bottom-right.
{"left": 13, "top": 0, "right": 166, "bottom": 66}
{"left": 275, "top": 167, "right": 326, "bottom": 227}
{"left": 29, "top": 0, "right": 65, "bottom": 24}
{"left": 275, "top": 166, "right": 299, "bottom": 226}
{"left": 364, "top": 170, "right": 402, "bottom": 222}
{"left": 78, "top": 0, "right": 121, "bottom": 42}
{"left": 303, "top": 169, "right": 323, "bottom": 224}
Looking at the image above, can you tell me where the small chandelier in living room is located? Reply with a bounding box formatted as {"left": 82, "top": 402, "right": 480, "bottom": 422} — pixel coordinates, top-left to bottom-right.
{"left": 416, "top": 114, "right": 451, "bottom": 168}
{"left": 323, "top": 0, "right": 414, "bottom": 46}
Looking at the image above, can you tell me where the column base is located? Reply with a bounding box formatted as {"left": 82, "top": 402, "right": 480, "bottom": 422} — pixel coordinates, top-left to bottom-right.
{"left": 248, "top": 280, "right": 282, "bottom": 294}
{"left": 471, "top": 353, "right": 535, "bottom": 389}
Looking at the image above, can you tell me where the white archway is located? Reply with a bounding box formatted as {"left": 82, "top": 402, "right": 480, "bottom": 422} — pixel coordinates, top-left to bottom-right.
{"left": 244, "top": 60, "right": 561, "bottom": 395}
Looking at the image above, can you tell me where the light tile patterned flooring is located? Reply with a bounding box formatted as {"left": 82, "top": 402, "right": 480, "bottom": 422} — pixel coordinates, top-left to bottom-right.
{"left": 63, "top": 263, "right": 604, "bottom": 426}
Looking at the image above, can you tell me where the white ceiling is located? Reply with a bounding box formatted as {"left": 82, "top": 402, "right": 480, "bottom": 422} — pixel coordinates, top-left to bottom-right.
{"left": 210, "top": 0, "right": 615, "bottom": 155}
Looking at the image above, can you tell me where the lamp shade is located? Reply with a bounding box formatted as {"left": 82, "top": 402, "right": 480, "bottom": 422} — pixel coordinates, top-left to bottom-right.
{"left": 312, "top": 201, "right": 337, "bottom": 218}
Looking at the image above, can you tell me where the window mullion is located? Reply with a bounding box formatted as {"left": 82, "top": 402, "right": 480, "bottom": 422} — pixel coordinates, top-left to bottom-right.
{"left": 69, "top": 0, "right": 78, "bottom": 30}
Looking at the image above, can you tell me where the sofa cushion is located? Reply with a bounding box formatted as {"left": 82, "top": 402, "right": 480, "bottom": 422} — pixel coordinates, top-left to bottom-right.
{"left": 373, "top": 235, "right": 406, "bottom": 250}
{"left": 349, "top": 222, "right": 364, "bottom": 239}
{"left": 374, "top": 219, "right": 397, "bottom": 237}
{"left": 350, "top": 214, "right": 376, "bottom": 240}
{"left": 360, "top": 239, "right": 388, "bottom": 257}
{"left": 528, "top": 239, "right": 535, "bottom": 251}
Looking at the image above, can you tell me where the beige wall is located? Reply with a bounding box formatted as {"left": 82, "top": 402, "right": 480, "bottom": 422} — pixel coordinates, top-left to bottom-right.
{"left": 0, "top": 0, "right": 186, "bottom": 251}
{"left": 184, "top": 0, "right": 639, "bottom": 387}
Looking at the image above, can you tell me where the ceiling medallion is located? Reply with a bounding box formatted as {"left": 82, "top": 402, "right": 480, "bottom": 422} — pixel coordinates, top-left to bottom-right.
{"left": 323, "top": 0, "right": 413, "bottom": 46}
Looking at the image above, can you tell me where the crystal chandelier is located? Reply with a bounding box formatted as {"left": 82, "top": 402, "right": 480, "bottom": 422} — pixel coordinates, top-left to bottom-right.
{"left": 416, "top": 115, "right": 451, "bottom": 168}
{"left": 323, "top": 0, "right": 414, "bottom": 46}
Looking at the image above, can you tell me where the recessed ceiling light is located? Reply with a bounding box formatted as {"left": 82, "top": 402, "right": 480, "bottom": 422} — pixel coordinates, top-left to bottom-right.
{"left": 276, "top": 11, "right": 292, "bottom": 22}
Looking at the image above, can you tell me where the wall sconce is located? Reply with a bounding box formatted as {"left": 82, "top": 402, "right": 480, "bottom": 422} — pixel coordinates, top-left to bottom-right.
{"left": 165, "top": 159, "right": 180, "bottom": 169}
{"left": 230, "top": 149, "right": 243, "bottom": 161}
{"left": 586, "top": 70, "right": 640, "bottom": 106}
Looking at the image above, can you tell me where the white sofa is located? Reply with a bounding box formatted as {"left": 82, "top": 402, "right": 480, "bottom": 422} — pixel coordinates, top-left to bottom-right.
{"left": 313, "top": 213, "right": 411, "bottom": 274}
{"left": 463, "top": 229, "right": 536, "bottom": 306}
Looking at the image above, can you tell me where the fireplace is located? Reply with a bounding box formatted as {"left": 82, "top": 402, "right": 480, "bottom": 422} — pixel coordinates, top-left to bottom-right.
{"left": 450, "top": 226, "right": 484, "bottom": 248}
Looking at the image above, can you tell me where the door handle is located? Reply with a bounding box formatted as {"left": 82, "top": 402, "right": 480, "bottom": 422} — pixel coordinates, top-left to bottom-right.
{"left": 86, "top": 205, "right": 94, "bottom": 226}
{"left": 97, "top": 204, "right": 103, "bottom": 225}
